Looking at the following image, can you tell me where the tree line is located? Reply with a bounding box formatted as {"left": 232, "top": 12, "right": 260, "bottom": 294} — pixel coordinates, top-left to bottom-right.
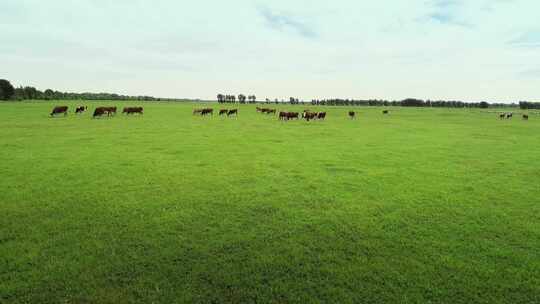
{"left": 2, "top": 79, "right": 536, "bottom": 108}
{"left": 0, "top": 79, "right": 187, "bottom": 102}
{"left": 310, "top": 98, "right": 514, "bottom": 108}
{"left": 519, "top": 102, "right": 540, "bottom": 109}
{"left": 217, "top": 94, "right": 257, "bottom": 104}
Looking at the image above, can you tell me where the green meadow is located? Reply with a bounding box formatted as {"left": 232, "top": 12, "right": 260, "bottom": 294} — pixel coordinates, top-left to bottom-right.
{"left": 1, "top": 101, "right": 539, "bottom": 303}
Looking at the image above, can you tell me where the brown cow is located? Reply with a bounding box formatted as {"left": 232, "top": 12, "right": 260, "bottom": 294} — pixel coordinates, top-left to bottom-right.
{"left": 100, "top": 107, "right": 117, "bottom": 116}
{"left": 201, "top": 108, "right": 213, "bottom": 116}
{"left": 123, "top": 107, "right": 143, "bottom": 115}
{"left": 219, "top": 109, "right": 228, "bottom": 116}
{"left": 279, "top": 112, "right": 299, "bottom": 121}
{"left": 93, "top": 107, "right": 107, "bottom": 118}
{"left": 303, "top": 112, "right": 317, "bottom": 121}
{"left": 50, "top": 106, "right": 68, "bottom": 117}
{"left": 227, "top": 109, "right": 238, "bottom": 117}
{"left": 317, "top": 112, "right": 327, "bottom": 120}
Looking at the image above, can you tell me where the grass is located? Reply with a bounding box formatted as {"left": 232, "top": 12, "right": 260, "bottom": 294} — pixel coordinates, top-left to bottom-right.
{"left": 1, "top": 101, "right": 539, "bottom": 303}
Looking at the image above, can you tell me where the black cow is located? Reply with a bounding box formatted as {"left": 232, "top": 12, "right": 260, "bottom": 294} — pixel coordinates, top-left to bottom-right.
{"left": 227, "top": 109, "right": 238, "bottom": 117}
{"left": 523, "top": 114, "right": 529, "bottom": 120}
{"left": 75, "top": 106, "right": 87, "bottom": 114}
{"left": 383, "top": 110, "right": 389, "bottom": 115}
{"left": 349, "top": 111, "right": 356, "bottom": 119}
{"left": 219, "top": 109, "right": 228, "bottom": 116}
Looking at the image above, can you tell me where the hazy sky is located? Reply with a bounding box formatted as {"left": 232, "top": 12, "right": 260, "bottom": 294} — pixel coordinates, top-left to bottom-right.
{"left": 1, "top": 0, "right": 539, "bottom": 101}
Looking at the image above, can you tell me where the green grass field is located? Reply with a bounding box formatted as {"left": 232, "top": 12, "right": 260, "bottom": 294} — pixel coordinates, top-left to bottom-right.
{"left": 1, "top": 101, "right": 539, "bottom": 303}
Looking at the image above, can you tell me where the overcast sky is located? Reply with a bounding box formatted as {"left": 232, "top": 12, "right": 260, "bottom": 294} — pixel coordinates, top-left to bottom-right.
{"left": 1, "top": 0, "right": 539, "bottom": 101}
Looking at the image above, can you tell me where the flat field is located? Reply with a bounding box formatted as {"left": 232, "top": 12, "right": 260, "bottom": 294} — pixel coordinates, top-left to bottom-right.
{"left": 1, "top": 101, "right": 539, "bottom": 303}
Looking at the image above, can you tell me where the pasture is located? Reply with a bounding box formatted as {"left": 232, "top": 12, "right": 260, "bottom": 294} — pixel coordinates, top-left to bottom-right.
{"left": 1, "top": 101, "right": 539, "bottom": 303}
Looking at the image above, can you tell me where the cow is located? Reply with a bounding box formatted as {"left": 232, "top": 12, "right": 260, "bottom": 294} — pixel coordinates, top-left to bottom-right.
{"left": 523, "top": 114, "right": 529, "bottom": 120}
{"left": 383, "top": 110, "right": 389, "bottom": 115}
{"left": 75, "top": 106, "right": 87, "bottom": 114}
{"left": 219, "top": 109, "right": 228, "bottom": 116}
{"left": 279, "top": 112, "right": 298, "bottom": 121}
{"left": 506, "top": 113, "right": 513, "bottom": 119}
{"left": 50, "top": 106, "right": 68, "bottom": 117}
{"left": 123, "top": 107, "right": 143, "bottom": 115}
{"left": 499, "top": 113, "right": 506, "bottom": 119}
{"left": 193, "top": 109, "right": 203, "bottom": 115}
{"left": 317, "top": 112, "right": 327, "bottom": 120}
{"left": 227, "top": 109, "right": 238, "bottom": 117}
{"left": 201, "top": 108, "right": 213, "bottom": 116}
{"left": 287, "top": 112, "right": 299, "bottom": 120}
{"left": 101, "top": 107, "right": 117, "bottom": 116}
{"left": 93, "top": 107, "right": 107, "bottom": 118}
{"left": 349, "top": 111, "right": 356, "bottom": 119}
{"left": 266, "top": 109, "right": 276, "bottom": 115}
{"left": 303, "top": 112, "right": 318, "bottom": 121}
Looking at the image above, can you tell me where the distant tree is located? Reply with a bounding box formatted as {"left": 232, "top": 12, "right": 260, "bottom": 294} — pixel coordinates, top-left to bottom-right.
{"left": 479, "top": 101, "right": 489, "bottom": 109}
{"left": 44, "top": 89, "right": 55, "bottom": 100}
{"left": 217, "top": 94, "right": 224, "bottom": 103}
{"left": 238, "top": 94, "right": 247, "bottom": 104}
{"left": 0, "top": 79, "right": 15, "bottom": 100}
{"left": 401, "top": 98, "right": 425, "bottom": 107}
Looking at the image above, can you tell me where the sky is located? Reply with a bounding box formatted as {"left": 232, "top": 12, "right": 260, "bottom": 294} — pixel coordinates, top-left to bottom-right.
{"left": 1, "top": 0, "right": 539, "bottom": 102}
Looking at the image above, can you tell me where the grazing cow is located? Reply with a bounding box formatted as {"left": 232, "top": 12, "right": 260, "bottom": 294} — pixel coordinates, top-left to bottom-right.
{"left": 506, "top": 113, "right": 513, "bottom": 119}
{"left": 523, "top": 114, "right": 529, "bottom": 120}
{"left": 50, "top": 106, "right": 69, "bottom": 117}
{"left": 287, "top": 112, "right": 299, "bottom": 120}
{"left": 193, "top": 109, "right": 203, "bottom": 115}
{"left": 100, "top": 107, "right": 117, "bottom": 116}
{"left": 75, "top": 106, "right": 87, "bottom": 114}
{"left": 227, "top": 109, "right": 238, "bottom": 117}
{"left": 303, "top": 112, "right": 318, "bottom": 121}
{"left": 123, "top": 107, "right": 143, "bottom": 115}
{"left": 93, "top": 107, "right": 107, "bottom": 118}
{"left": 256, "top": 107, "right": 262, "bottom": 112}
{"left": 219, "top": 109, "right": 228, "bottom": 116}
{"left": 267, "top": 109, "right": 276, "bottom": 114}
{"left": 383, "top": 110, "right": 389, "bottom": 115}
{"left": 279, "top": 112, "right": 299, "bottom": 121}
{"left": 317, "top": 112, "right": 327, "bottom": 120}
{"left": 201, "top": 108, "right": 213, "bottom": 116}
{"left": 499, "top": 113, "right": 506, "bottom": 119}
{"left": 349, "top": 111, "right": 356, "bottom": 119}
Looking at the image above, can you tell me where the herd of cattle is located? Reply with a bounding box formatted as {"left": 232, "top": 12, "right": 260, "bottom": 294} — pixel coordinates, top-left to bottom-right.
{"left": 50, "top": 106, "right": 143, "bottom": 118}
{"left": 192, "top": 108, "right": 238, "bottom": 117}
{"left": 49, "top": 106, "right": 533, "bottom": 122}
{"left": 192, "top": 107, "right": 376, "bottom": 121}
